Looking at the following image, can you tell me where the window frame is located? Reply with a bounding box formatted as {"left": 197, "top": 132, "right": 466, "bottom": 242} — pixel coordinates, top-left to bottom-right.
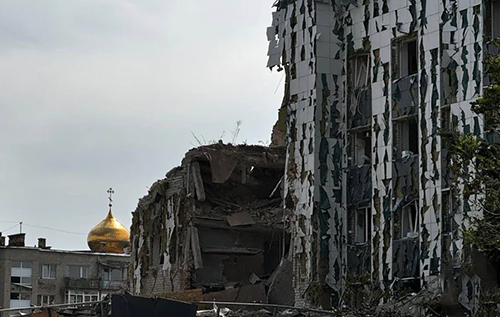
{"left": 38, "top": 294, "right": 55, "bottom": 306}
{"left": 392, "top": 37, "right": 418, "bottom": 79}
{"left": 40, "top": 264, "right": 56, "bottom": 279}
{"left": 492, "top": 0, "right": 500, "bottom": 39}
{"left": 11, "top": 261, "right": 32, "bottom": 285}
{"left": 68, "top": 265, "right": 88, "bottom": 279}
{"left": 394, "top": 201, "right": 419, "bottom": 239}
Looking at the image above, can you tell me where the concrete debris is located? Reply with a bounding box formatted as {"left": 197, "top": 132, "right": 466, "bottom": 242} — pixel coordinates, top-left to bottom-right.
{"left": 130, "top": 143, "right": 291, "bottom": 305}
{"left": 226, "top": 211, "right": 256, "bottom": 227}
{"left": 248, "top": 272, "right": 261, "bottom": 285}
{"left": 203, "top": 284, "right": 267, "bottom": 304}
{"left": 266, "top": 259, "right": 293, "bottom": 306}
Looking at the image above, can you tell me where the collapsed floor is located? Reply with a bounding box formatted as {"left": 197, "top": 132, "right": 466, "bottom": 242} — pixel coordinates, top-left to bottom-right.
{"left": 130, "top": 143, "right": 293, "bottom": 305}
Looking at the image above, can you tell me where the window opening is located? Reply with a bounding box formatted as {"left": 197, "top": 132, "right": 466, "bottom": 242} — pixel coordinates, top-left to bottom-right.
{"left": 493, "top": 0, "right": 500, "bottom": 39}
{"left": 38, "top": 294, "right": 55, "bottom": 305}
{"left": 103, "top": 268, "right": 124, "bottom": 281}
{"left": 348, "top": 207, "right": 370, "bottom": 244}
{"left": 10, "top": 292, "right": 31, "bottom": 308}
{"left": 11, "top": 261, "right": 32, "bottom": 285}
{"left": 69, "top": 266, "right": 88, "bottom": 279}
{"left": 394, "top": 201, "right": 419, "bottom": 239}
{"left": 394, "top": 117, "right": 418, "bottom": 158}
{"left": 349, "top": 131, "right": 372, "bottom": 166}
{"left": 393, "top": 38, "right": 418, "bottom": 78}
{"left": 40, "top": 264, "right": 56, "bottom": 279}
{"left": 348, "top": 54, "right": 371, "bottom": 127}
{"left": 65, "top": 290, "right": 98, "bottom": 304}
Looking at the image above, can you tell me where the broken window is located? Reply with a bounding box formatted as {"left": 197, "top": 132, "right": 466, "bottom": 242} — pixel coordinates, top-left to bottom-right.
{"left": 348, "top": 54, "right": 371, "bottom": 128}
{"left": 441, "top": 106, "right": 451, "bottom": 132}
{"left": 348, "top": 207, "right": 370, "bottom": 244}
{"left": 355, "top": 207, "right": 370, "bottom": 244}
{"left": 348, "top": 131, "right": 371, "bottom": 166}
{"left": 492, "top": 0, "right": 500, "bottom": 39}
{"left": 351, "top": 55, "right": 369, "bottom": 89}
{"left": 393, "top": 117, "right": 418, "bottom": 158}
{"left": 11, "top": 261, "right": 31, "bottom": 285}
{"left": 392, "top": 38, "right": 418, "bottom": 79}
{"left": 393, "top": 201, "right": 418, "bottom": 239}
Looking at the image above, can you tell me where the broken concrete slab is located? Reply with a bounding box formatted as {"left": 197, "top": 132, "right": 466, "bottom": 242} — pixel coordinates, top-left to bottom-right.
{"left": 266, "top": 259, "right": 293, "bottom": 306}
{"left": 226, "top": 211, "right": 256, "bottom": 227}
{"left": 203, "top": 284, "right": 268, "bottom": 304}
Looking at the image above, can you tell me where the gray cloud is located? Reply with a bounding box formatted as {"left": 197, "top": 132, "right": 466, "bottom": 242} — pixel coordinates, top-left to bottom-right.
{"left": 0, "top": 0, "right": 282, "bottom": 249}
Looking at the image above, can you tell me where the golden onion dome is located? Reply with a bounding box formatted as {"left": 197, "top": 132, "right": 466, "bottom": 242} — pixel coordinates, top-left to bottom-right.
{"left": 87, "top": 208, "right": 130, "bottom": 254}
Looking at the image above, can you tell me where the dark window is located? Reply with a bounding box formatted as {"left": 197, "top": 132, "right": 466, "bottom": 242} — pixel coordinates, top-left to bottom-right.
{"left": 348, "top": 207, "right": 370, "bottom": 244}
{"left": 394, "top": 117, "right": 419, "bottom": 158}
{"left": 394, "top": 202, "right": 418, "bottom": 239}
{"left": 355, "top": 208, "right": 370, "bottom": 243}
{"left": 348, "top": 54, "right": 371, "bottom": 128}
{"left": 103, "top": 268, "right": 123, "bottom": 281}
{"left": 493, "top": 1, "right": 500, "bottom": 39}
{"left": 392, "top": 38, "right": 418, "bottom": 78}
{"left": 349, "top": 132, "right": 372, "bottom": 166}
{"left": 408, "top": 119, "right": 418, "bottom": 153}
{"left": 407, "top": 40, "right": 418, "bottom": 75}
{"left": 69, "top": 266, "right": 88, "bottom": 279}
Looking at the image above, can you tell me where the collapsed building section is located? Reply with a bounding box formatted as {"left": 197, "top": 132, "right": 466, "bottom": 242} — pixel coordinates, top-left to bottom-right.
{"left": 130, "top": 144, "right": 291, "bottom": 303}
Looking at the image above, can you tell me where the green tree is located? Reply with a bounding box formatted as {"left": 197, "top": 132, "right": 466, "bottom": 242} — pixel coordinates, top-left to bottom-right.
{"left": 448, "top": 40, "right": 500, "bottom": 262}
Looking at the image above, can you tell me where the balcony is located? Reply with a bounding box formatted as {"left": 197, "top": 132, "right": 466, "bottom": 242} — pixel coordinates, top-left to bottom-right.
{"left": 102, "top": 280, "right": 127, "bottom": 290}
{"left": 64, "top": 278, "right": 127, "bottom": 290}
{"left": 65, "top": 277, "right": 100, "bottom": 290}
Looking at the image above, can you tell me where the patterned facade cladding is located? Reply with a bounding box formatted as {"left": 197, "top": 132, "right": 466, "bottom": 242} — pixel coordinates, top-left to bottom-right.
{"left": 267, "top": 0, "right": 486, "bottom": 310}
{"left": 267, "top": 0, "right": 321, "bottom": 306}
{"left": 315, "top": 2, "right": 347, "bottom": 307}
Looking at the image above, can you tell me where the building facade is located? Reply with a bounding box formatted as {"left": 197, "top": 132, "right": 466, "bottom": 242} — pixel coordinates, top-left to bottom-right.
{"left": 0, "top": 234, "right": 129, "bottom": 309}
{"left": 266, "top": 0, "right": 498, "bottom": 311}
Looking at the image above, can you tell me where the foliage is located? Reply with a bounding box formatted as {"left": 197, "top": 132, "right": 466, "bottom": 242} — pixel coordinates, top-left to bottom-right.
{"left": 448, "top": 39, "right": 500, "bottom": 262}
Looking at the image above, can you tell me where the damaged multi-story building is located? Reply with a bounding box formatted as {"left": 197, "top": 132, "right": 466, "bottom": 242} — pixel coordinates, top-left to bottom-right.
{"left": 265, "top": 0, "right": 499, "bottom": 313}
{"left": 130, "top": 144, "right": 292, "bottom": 303}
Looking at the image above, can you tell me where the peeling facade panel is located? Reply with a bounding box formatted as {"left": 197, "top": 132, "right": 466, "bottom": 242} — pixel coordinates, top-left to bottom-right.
{"left": 267, "top": 0, "right": 488, "bottom": 311}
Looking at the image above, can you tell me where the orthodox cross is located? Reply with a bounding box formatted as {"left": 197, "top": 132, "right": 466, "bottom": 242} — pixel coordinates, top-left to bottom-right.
{"left": 107, "top": 187, "right": 115, "bottom": 207}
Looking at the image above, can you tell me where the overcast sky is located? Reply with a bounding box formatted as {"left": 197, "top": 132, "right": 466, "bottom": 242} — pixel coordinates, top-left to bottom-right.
{"left": 0, "top": 1, "right": 283, "bottom": 250}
